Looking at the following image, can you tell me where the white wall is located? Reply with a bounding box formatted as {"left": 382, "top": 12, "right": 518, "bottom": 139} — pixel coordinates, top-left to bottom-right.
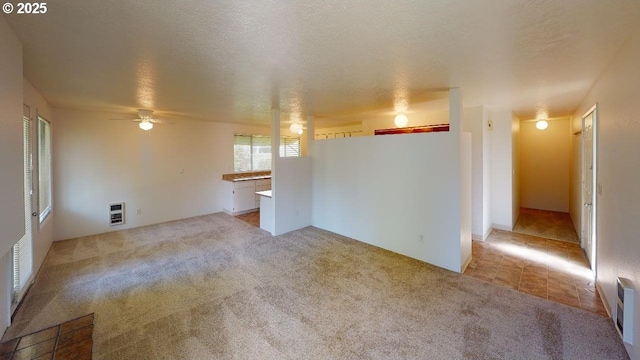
{"left": 52, "top": 108, "right": 270, "bottom": 240}
{"left": 569, "top": 128, "right": 582, "bottom": 236}
{"left": 460, "top": 132, "right": 472, "bottom": 267}
{"left": 0, "top": 14, "right": 24, "bottom": 333}
{"left": 463, "top": 106, "right": 492, "bottom": 240}
{"left": 482, "top": 110, "right": 492, "bottom": 237}
{"left": 451, "top": 89, "right": 472, "bottom": 269}
{"left": 490, "top": 110, "right": 515, "bottom": 230}
{"left": 311, "top": 90, "right": 470, "bottom": 272}
{"left": 512, "top": 114, "right": 520, "bottom": 226}
{"left": 520, "top": 118, "right": 570, "bottom": 212}
{"left": 462, "top": 107, "right": 483, "bottom": 238}
{"left": 570, "top": 27, "right": 640, "bottom": 358}
{"left": 0, "top": 16, "right": 24, "bottom": 257}
{"left": 311, "top": 133, "right": 464, "bottom": 272}
{"left": 273, "top": 157, "right": 312, "bottom": 235}
{"left": 23, "top": 78, "right": 55, "bottom": 274}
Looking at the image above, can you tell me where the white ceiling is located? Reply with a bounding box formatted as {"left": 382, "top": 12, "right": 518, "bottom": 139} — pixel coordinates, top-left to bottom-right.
{"left": 5, "top": 1, "right": 640, "bottom": 126}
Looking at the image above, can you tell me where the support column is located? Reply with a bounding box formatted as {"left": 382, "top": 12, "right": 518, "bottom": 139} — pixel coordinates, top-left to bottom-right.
{"left": 306, "top": 115, "right": 315, "bottom": 157}
{"left": 269, "top": 109, "right": 280, "bottom": 234}
{"left": 450, "top": 88, "right": 472, "bottom": 271}
{"left": 271, "top": 108, "right": 281, "bottom": 169}
{"left": 449, "top": 88, "right": 462, "bottom": 135}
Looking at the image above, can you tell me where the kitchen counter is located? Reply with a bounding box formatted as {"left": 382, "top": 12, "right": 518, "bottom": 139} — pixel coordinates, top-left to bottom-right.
{"left": 256, "top": 190, "right": 272, "bottom": 198}
{"left": 231, "top": 175, "right": 271, "bottom": 182}
{"left": 222, "top": 171, "right": 272, "bottom": 182}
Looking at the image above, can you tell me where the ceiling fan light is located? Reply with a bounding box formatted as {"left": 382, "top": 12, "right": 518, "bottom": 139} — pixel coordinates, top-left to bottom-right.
{"left": 290, "top": 122, "right": 302, "bottom": 135}
{"left": 139, "top": 121, "right": 153, "bottom": 131}
{"left": 536, "top": 120, "right": 549, "bottom": 130}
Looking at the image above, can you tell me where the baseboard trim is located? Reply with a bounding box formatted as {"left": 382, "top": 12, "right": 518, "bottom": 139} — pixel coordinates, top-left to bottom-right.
{"left": 461, "top": 252, "right": 473, "bottom": 273}
{"left": 596, "top": 282, "right": 612, "bottom": 319}
{"left": 472, "top": 227, "right": 493, "bottom": 241}
{"left": 482, "top": 226, "right": 493, "bottom": 240}
{"left": 492, "top": 223, "right": 513, "bottom": 232}
{"left": 223, "top": 208, "right": 259, "bottom": 216}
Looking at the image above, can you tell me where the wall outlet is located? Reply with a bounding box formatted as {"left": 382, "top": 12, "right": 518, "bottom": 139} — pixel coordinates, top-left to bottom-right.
{"left": 419, "top": 235, "right": 425, "bottom": 243}
{"left": 180, "top": 168, "right": 184, "bottom": 174}
{"left": 136, "top": 208, "right": 142, "bottom": 215}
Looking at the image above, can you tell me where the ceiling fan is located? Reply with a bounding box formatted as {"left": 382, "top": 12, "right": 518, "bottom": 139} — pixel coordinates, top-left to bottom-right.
{"left": 109, "top": 109, "right": 173, "bottom": 131}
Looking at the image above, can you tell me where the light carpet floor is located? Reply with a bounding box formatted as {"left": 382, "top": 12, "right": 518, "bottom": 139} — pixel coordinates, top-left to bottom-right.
{"left": 513, "top": 208, "right": 580, "bottom": 244}
{"left": 3, "top": 213, "right": 627, "bottom": 359}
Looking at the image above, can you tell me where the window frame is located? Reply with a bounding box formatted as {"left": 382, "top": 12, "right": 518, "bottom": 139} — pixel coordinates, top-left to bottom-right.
{"left": 233, "top": 134, "right": 300, "bottom": 172}
{"left": 37, "top": 115, "right": 52, "bottom": 224}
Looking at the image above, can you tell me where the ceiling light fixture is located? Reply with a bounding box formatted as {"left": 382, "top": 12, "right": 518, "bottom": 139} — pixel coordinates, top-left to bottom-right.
{"left": 139, "top": 120, "right": 153, "bottom": 131}
{"left": 290, "top": 122, "right": 303, "bottom": 135}
{"left": 394, "top": 113, "right": 408, "bottom": 128}
{"left": 536, "top": 119, "right": 549, "bottom": 130}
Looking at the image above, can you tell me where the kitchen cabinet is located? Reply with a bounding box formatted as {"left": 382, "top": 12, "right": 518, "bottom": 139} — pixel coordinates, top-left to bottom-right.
{"left": 223, "top": 177, "right": 271, "bottom": 215}
{"left": 232, "top": 181, "right": 257, "bottom": 213}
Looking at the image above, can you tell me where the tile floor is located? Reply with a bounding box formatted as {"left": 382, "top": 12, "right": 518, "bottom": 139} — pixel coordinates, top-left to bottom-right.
{"left": 464, "top": 229, "right": 607, "bottom": 316}
{"left": 0, "top": 313, "right": 93, "bottom": 359}
{"left": 235, "top": 210, "right": 260, "bottom": 228}
{"left": 513, "top": 207, "right": 580, "bottom": 243}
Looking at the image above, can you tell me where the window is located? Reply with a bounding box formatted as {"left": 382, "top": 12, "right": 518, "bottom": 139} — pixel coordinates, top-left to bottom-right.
{"left": 234, "top": 134, "right": 300, "bottom": 172}
{"left": 234, "top": 135, "right": 271, "bottom": 172}
{"left": 280, "top": 137, "right": 300, "bottom": 157}
{"left": 38, "top": 116, "right": 51, "bottom": 223}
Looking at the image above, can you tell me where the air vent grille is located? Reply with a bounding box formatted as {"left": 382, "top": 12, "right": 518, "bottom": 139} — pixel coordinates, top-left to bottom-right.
{"left": 109, "top": 202, "right": 125, "bottom": 226}
{"left": 616, "top": 277, "right": 634, "bottom": 344}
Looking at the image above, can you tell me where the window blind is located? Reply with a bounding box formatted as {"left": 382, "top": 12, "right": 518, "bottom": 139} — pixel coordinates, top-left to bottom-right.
{"left": 280, "top": 137, "right": 300, "bottom": 157}
{"left": 13, "top": 115, "right": 33, "bottom": 304}
{"left": 252, "top": 136, "right": 272, "bottom": 170}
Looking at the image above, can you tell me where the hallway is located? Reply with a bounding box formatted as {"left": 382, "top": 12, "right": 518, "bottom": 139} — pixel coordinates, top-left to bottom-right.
{"left": 513, "top": 208, "right": 580, "bottom": 243}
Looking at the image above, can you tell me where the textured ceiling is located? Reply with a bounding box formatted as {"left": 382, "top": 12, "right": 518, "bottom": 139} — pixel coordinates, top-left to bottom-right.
{"left": 5, "top": 1, "right": 640, "bottom": 125}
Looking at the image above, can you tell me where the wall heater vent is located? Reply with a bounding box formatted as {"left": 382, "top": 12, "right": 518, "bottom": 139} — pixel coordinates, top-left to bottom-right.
{"left": 109, "top": 202, "right": 125, "bottom": 226}
{"left": 615, "top": 277, "right": 634, "bottom": 344}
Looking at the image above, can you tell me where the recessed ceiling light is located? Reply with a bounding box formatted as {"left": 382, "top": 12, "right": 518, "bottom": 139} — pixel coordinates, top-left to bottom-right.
{"left": 536, "top": 120, "right": 549, "bottom": 130}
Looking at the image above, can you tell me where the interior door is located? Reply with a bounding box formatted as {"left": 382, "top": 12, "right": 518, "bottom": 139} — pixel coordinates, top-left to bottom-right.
{"left": 582, "top": 107, "right": 596, "bottom": 273}
{"left": 12, "top": 107, "right": 35, "bottom": 312}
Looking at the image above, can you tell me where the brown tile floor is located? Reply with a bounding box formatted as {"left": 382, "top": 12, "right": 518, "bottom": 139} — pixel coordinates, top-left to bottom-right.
{"left": 513, "top": 207, "right": 580, "bottom": 243}
{"left": 464, "top": 230, "right": 608, "bottom": 316}
{"left": 235, "top": 210, "right": 260, "bottom": 228}
{"left": 0, "top": 313, "right": 93, "bottom": 359}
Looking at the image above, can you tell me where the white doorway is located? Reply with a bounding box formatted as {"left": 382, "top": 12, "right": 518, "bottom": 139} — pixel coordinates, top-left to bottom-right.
{"left": 581, "top": 105, "right": 598, "bottom": 276}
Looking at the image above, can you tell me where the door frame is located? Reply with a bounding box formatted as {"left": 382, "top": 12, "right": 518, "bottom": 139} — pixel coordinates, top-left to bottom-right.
{"left": 581, "top": 104, "right": 598, "bottom": 278}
